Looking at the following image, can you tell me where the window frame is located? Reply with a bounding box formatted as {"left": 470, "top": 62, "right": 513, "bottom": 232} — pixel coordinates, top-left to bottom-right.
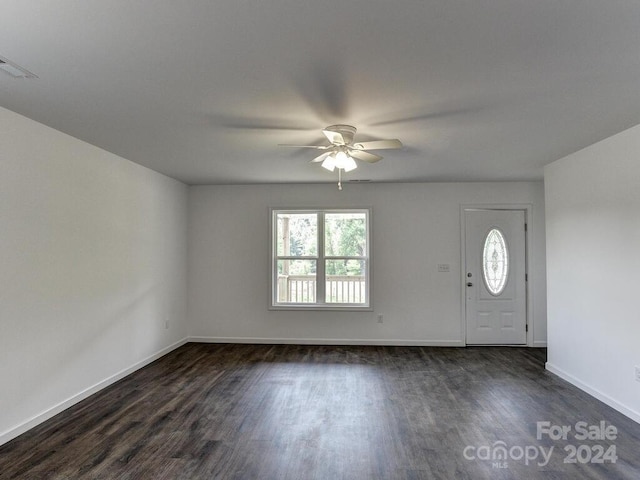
{"left": 269, "top": 207, "right": 372, "bottom": 311}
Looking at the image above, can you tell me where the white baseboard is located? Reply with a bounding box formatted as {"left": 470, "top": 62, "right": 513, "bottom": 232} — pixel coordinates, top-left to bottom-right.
{"left": 188, "top": 336, "right": 465, "bottom": 347}
{"left": 0, "top": 338, "right": 188, "bottom": 447}
{"left": 545, "top": 362, "right": 640, "bottom": 424}
{"left": 533, "top": 341, "right": 548, "bottom": 347}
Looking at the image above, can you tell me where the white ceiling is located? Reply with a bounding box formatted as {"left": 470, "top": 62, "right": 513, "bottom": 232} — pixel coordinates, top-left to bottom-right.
{"left": 2, "top": 1, "right": 640, "bottom": 185}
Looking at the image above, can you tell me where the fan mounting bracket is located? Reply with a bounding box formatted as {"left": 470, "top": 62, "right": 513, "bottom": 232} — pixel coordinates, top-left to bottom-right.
{"left": 325, "top": 124, "right": 357, "bottom": 145}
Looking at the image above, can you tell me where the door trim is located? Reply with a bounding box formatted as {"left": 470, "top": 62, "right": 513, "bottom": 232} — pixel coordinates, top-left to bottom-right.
{"left": 460, "top": 204, "right": 534, "bottom": 347}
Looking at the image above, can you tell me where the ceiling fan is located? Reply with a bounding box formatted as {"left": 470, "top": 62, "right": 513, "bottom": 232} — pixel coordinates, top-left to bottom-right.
{"left": 279, "top": 124, "right": 402, "bottom": 189}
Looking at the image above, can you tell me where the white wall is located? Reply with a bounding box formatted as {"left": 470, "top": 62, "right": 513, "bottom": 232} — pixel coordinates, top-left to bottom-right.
{"left": 0, "top": 107, "right": 189, "bottom": 444}
{"left": 188, "top": 182, "right": 546, "bottom": 346}
{"left": 545, "top": 125, "right": 640, "bottom": 423}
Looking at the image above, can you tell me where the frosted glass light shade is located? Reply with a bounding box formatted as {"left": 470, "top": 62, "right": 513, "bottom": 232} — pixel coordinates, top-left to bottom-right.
{"left": 321, "top": 155, "right": 336, "bottom": 171}
{"left": 341, "top": 156, "right": 358, "bottom": 172}
{"left": 321, "top": 151, "right": 357, "bottom": 173}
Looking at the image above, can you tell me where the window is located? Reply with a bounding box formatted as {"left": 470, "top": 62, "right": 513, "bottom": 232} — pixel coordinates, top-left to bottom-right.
{"left": 482, "top": 227, "right": 509, "bottom": 296}
{"left": 271, "top": 208, "right": 370, "bottom": 309}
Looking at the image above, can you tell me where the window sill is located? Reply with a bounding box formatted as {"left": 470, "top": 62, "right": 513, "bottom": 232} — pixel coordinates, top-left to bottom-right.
{"left": 269, "top": 304, "right": 373, "bottom": 312}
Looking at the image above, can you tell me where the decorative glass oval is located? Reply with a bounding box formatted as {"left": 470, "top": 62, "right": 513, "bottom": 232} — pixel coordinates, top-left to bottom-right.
{"left": 482, "top": 228, "right": 509, "bottom": 296}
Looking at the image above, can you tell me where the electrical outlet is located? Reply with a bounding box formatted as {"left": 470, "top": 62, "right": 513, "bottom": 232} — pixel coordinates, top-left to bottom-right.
{"left": 635, "top": 366, "right": 640, "bottom": 382}
{"left": 377, "top": 314, "right": 383, "bottom": 324}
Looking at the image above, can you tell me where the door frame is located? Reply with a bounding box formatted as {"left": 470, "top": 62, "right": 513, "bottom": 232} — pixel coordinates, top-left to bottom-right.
{"left": 460, "top": 204, "right": 534, "bottom": 346}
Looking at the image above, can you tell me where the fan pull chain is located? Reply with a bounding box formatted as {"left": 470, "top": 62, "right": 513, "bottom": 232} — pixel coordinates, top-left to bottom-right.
{"left": 338, "top": 168, "right": 342, "bottom": 190}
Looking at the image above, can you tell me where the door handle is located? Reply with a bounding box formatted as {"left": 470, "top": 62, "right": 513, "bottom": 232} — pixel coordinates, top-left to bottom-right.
{"left": 466, "top": 282, "right": 473, "bottom": 287}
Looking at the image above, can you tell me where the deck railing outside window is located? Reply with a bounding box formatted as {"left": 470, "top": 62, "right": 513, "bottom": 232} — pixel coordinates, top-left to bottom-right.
{"left": 277, "top": 275, "right": 366, "bottom": 304}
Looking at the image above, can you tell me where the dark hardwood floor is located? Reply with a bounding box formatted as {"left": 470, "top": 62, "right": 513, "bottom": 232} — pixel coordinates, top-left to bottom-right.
{"left": 1, "top": 344, "right": 639, "bottom": 479}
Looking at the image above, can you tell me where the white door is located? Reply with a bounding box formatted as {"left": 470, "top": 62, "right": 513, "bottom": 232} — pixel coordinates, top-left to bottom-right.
{"left": 464, "top": 209, "right": 527, "bottom": 345}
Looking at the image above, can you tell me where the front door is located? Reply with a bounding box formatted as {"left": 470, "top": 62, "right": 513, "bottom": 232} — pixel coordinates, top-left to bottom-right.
{"left": 464, "top": 209, "right": 527, "bottom": 345}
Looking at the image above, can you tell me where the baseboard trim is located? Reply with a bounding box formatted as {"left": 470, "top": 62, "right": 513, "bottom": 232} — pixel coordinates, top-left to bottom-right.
{"left": 0, "top": 337, "right": 189, "bottom": 447}
{"left": 533, "top": 341, "right": 548, "bottom": 347}
{"left": 545, "top": 362, "right": 640, "bottom": 424}
{"left": 188, "top": 336, "right": 465, "bottom": 347}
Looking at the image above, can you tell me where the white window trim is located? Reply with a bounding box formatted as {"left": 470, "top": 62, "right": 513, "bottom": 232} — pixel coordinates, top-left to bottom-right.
{"left": 269, "top": 207, "right": 372, "bottom": 311}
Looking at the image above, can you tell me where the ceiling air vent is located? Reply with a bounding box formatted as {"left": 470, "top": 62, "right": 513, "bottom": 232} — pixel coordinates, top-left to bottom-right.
{"left": 0, "top": 56, "right": 37, "bottom": 78}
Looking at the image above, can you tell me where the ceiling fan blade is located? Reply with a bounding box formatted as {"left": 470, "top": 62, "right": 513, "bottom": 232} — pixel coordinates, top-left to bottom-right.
{"left": 278, "top": 144, "right": 330, "bottom": 149}
{"left": 311, "top": 152, "right": 333, "bottom": 163}
{"left": 353, "top": 139, "right": 402, "bottom": 150}
{"left": 350, "top": 150, "right": 383, "bottom": 163}
{"left": 322, "top": 129, "right": 346, "bottom": 145}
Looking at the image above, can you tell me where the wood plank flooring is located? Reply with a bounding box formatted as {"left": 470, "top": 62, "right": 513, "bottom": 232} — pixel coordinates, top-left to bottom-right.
{"left": 1, "top": 344, "right": 639, "bottom": 479}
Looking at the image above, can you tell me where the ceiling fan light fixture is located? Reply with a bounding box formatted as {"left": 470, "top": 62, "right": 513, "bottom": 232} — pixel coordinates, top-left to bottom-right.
{"left": 322, "top": 151, "right": 358, "bottom": 173}
{"left": 321, "top": 155, "right": 337, "bottom": 171}
{"left": 334, "top": 151, "right": 357, "bottom": 172}
{"left": 279, "top": 124, "right": 402, "bottom": 189}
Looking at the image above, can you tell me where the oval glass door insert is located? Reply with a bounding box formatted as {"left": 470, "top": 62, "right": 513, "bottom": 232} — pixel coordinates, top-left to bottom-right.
{"left": 482, "top": 228, "right": 509, "bottom": 296}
